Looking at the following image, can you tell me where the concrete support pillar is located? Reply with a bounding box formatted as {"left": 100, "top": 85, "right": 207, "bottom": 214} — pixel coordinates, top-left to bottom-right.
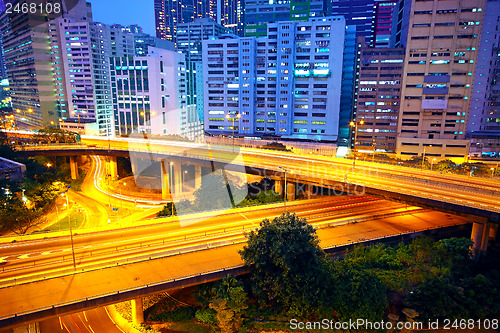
{"left": 69, "top": 156, "right": 78, "bottom": 180}
{"left": 194, "top": 165, "right": 202, "bottom": 189}
{"left": 108, "top": 156, "right": 118, "bottom": 180}
{"left": 130, "top": 157, "right": 139, "bottom": 176}
{"left": 131, "top": 298, "right": 144, "bottom": 324}
{"left": 173, "top": 162, "right": 182, "bottom": 194}
{"left": 286, "top": 182, "right": 296, "bottom": 201}
{"left": 160, "top": 160, "right": 172, "bottom": 200}
{"left": 275, "top": 179, "right": 283, "bottom": 196}
{"left": 471, "top": 221, "right": 490, "bottom": 260}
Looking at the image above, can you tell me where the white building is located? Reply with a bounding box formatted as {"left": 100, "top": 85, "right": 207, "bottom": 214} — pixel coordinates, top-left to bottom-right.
{"left": 50, "top": 18, "right": 135, "bottom": 136}
{"left": 110, "top": 47, "right": 202, "bottom": 139}
{"left": 203, "top": 17, "right": 347, "bottom": 141}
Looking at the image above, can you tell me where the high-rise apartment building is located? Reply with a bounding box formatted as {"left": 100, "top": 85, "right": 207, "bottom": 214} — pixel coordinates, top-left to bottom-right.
{"left": 0, "top": 35, "right": 6, "bottom": 80}
{"left": 244, "top": 0, "right": 326, "bottom": 37}
{"left": 394, "top": 0, "right": 485, "bottom": 160}
{"left": 134, "top": 32, "right": 175, "bottom": 56}
{"left": 204, "top": 17, "right": 349, "bottom": 141}
{"left": 467, "top": 0, "right": 500, "bottom": 158}
{"left": 355, "top": 40, "right": 405, "bottom": 153}
{"left": 50, "top": 18, "right": 135, "bottom": 136}
{"left": 110, "top": 47, "right": 202, "bottom": 139}
{"left": 155, "top": 0, "right": 243, "bottom": 42}
{"left": 0, "top": 0, "right": 91, "bottom": 127}
{"left": 177, "top": 18, "right": 231, "bottom": 120}
{"left": 328, "top": 0, "right": 374, "bottom": 38}
{"left": 339, "top": 25, "right": 357, "bottom": 147}
{"left": 371, "top": 1, "right": 397, "bottom": 47}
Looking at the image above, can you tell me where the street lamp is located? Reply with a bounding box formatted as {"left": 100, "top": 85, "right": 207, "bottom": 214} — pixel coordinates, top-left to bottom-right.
{"left": 278, "top": 166, "right": 293, "bottom": 213}
{"left": 431, "top": 158, "right": 436, "bottom": 171}
{"left": 226, "top": 113, "right": 241, "bottom": 152}
{"left": 61, "top": 186, "right": 76, "bottom": 271}
{"left": 349, "top": 119, "right": 364, "bottom": 169}
{"left": 491, "top": 167, "right": 495, "bottom": 177}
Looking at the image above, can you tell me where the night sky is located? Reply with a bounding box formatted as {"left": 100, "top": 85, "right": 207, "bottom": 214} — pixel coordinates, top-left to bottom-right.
{"left": 89, "top": 0, "right": 155, "bottom": 35}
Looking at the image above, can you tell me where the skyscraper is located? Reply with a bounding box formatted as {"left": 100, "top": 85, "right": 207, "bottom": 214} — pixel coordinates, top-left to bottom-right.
{"left": 155, "top": 0, "right": 243, "bottom": 42}
{"left": 354, "top": 38, "right": 404, "bottom": 153}
{"left": 394, "top": 0, "right": 486, "bottom": 160}
{"left": 110, "top": 47, "right": 202, "bottom": 139}
{"left": 177, "top": 18, "right": 231, "bottom": 120}
{"left": 328, "top": 0, "right": 375, "bottom": 38}
{"left": 0, "top": 0, "right": 91, "bottom": 128}
{"left": 204, "top": 17, "right": 349, "bottom": 141}
{"left": 371, "top": 1, "right": 397, "bottom": 47}
{"left": 467, "top": 0, "right": 500, "bottom": 158}
{"left": 245, "top": 0, "right": 326, "bottom": 37}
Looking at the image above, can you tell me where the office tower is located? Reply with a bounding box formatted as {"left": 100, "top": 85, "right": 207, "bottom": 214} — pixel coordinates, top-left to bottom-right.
{"left": 245, "top": 0, "right": 326, "bottom": 37}
{"left": 220, "top": 0, "right": 244, "bottom": 35}
{"left": 338, "top": 25, "right": 357, "bottom": 147}
{"left": 204, "top": 17, "right": 348, "bottom": 141}
{"left": 371, "top": 1, "right": 397, "bottom": 47}
{"left": 0, "top": 0, "right": 91, "bottom": 128}
{"left": 111, "top": 24, "right": 143, "bottom": 34}
{"left": 155, "top": 0, "right": 242, "bottom": 41}
{"left": 110, "top": 47, "right": 202, "bottom": 139}
{"left": 394, "top": 0, "right": 486, "bottom": 160}
{"left": 177, "top": 18, "right": 231, "bottom": 120}
{"left": 134, "top": 32, "right": 175, "bottom": 56}
{"left": 0, "top": 35, "right": 6, "bottom": 80}
{"left": 50, "top": 18, "right": 135, "bottom": 136}
{"left": 390, "top": 0, "right": 412, "bottom": 48}
{"left": 355, "top": 38, "right": 404, "bottom": 153}
{"left": 328, "top": 0, "right": 375, "bottom": 38}
{"left": 467, "top": 0, "right": 500, "bottom": 158}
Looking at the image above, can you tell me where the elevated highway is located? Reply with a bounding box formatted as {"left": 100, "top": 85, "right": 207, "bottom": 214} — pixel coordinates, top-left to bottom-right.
{"left": 0, "top": 197, "right": 472, "bottom": 329}
{"left": 16, "top": 137, "right": 500, "bottom": 221}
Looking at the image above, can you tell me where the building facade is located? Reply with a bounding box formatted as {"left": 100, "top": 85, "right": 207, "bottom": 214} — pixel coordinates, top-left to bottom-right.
{"left": 155, "top": 0, "right": 242, "bottom": 42}
{"left": 50, "top": 18, "right": 135, "bottom": 136}
{"left": 355, "top": 43, "right": 405, "bottom": 153}
{"left": 371, "top": 1, "right": 398, "bottom": 47}
{"left": 467, "top": 0, "right": 500, "bottom": 158}
{"left": 328, "top": 0, "right": 374, "bottom": 38}
{"left": 394, "top": 0, "right": 485, "bottom": 160}
{"left": 177, "top": 18, "right": 231, "bottom": 120}
{"left": 204, "top": 17, "right": 348, "bottom": 141}
{"left": 110, "top": 47, "right": 202, "bottom": 139}
{"left": 244, "top": 0, "right": 326, "bottom": 37}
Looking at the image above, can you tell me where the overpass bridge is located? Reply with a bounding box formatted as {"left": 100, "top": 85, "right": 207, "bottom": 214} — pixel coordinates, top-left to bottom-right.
{"left": 0, "top": 198, "right": 473, "bottom": 329}
{"left": 16, "top": 138, "right": 500, "bottom": 222}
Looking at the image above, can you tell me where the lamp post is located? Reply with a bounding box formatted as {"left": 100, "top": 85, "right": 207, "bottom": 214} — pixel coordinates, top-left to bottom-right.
{"left": 183, "top": 170, "right": 188, "bottom": 191}
{"left": 226, "top": 113, "right": 241, "bottom": 152}
{"left": 62, "top": 186, "right": 76, "bottom": 271}
{"left": 431, "top": 158, "right": 436, "bottom": 171}
{"left": 491, "top": 167, "right": 495, "bottom": 177}
{"left": 349, "top": 119, "right": 364, "bottom": 169}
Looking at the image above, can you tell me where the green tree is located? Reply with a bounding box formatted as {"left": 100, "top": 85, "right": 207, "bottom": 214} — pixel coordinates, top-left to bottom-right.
{"left": 208, "top": 278, "right": 249, "bottom": 333}
{"left": 327, "top": 260, "right": 388, "bottom": 321}
{"left": 193, "top": 170, "right": 239, "bottom": 211}
{"left": 0, "top": 197, "right": 45, "bottom": 234}
{"left": 157, "top": 202, "right": 177, "bottom": 217}
{"left": 239, "top": 212, "right": 327, "bottom": 316}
